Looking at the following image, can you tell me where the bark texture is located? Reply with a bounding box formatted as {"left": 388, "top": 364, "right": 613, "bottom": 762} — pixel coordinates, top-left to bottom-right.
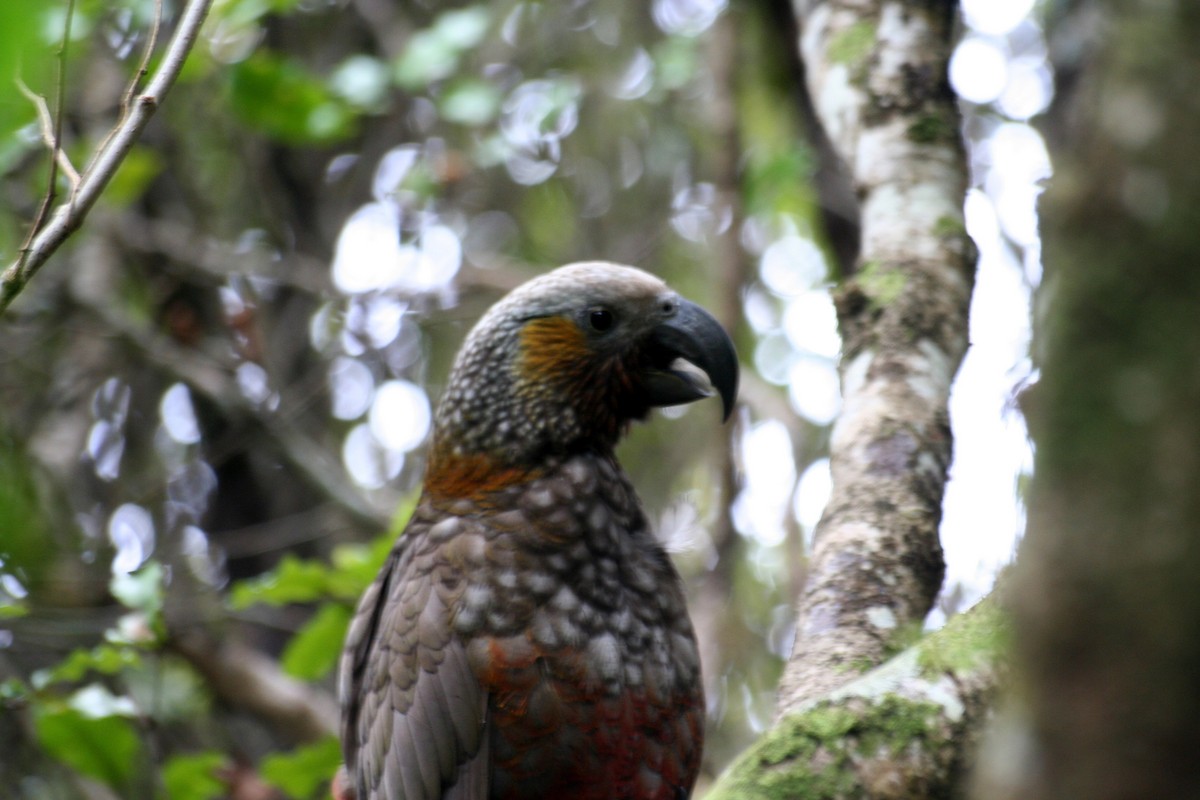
{"left": 777, "top": 0, "right": 973, "bottom": 715}
{"left": 982, "top": 4, "right": 1200, "bottom": 798}
{"left": 712, "top": 598, "right": 1005, "bottom": 799}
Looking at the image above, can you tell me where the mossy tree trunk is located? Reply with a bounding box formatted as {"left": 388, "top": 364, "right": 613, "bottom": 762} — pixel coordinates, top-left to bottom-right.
{"left": 708, "top": 0, "right": 989, "bottom": 795}
{"left": 776, "top": 0, "right": 973, "bottom": 717}
{"left": 989, "top": 3, "right": 1200, "bottom": 798}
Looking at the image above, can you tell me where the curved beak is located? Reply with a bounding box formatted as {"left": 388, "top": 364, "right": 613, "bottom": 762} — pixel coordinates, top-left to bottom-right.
{"left": 642, "top": 299, "right": 739, "bottom": 421}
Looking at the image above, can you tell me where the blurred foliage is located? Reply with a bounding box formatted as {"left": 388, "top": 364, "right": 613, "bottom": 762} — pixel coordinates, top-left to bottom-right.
{"left": 33, "top": 700, "right": 143, "bottom": 791}
{"left": 0, "top": 433, "right": 53, "bottom": 610}
{"left": 229, "top": 52, "right": 359, "bottom": 144}
{"left": 4, "top": 563, "right": 163, "bottom": 795}
{"left": 0, "top": 0, "right": 48, "bottom": 166}
{"left": 261, "top": 736, "right": 344, "bottom": 799}
{"left": 0, "top": 0, "right": 839, "bottom": 796}
{"left": 393, "top": 6, "right": 491, "bottom": 90}
{"left": 233, "top": 524, "right": 398, "bottom": 682}
{"left": 162, "top": 751, "right": 228, "bottom": 800}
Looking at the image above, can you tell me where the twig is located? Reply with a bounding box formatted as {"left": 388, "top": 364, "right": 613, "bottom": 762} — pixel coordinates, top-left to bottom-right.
{"left": 49, "top": 0, "right": 74, "bottom": 186}
{"left": 15, "top": 0, "right": 76, "bottom": 257}
{"left": 1, "top": 0, "right": 214, "bottom": 315}
{"left": 123, "top": 0, "right": 165, "bottom": 111}
{"left": 14, "top": 77, "right": 80, "bottom": 187}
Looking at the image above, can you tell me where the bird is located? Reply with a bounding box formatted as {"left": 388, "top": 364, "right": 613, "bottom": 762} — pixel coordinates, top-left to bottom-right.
{"left": 336, "top": 261, "right": 738, "bottom": 800}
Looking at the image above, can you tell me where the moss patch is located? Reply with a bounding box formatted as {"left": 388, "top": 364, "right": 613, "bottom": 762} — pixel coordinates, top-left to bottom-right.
{"left": 933, "top": 214, "right": 966, "bottom": 238}
{"left": 917, "top": 597, "right": 1010, "bottom": 678}
{"left": 828, "top": 21, "right": 877, "bottom": 67}
{"left": 883, "top": 619, "right": 926, "bottom": 660}
{"left": 706, "top": 696, "right": 946, "bottom": 799}
{"left": 856, "top": 260, "right": 907, "bottom": 308}
{"left": 907, "top": 111, "right": 957, "bottom": 144}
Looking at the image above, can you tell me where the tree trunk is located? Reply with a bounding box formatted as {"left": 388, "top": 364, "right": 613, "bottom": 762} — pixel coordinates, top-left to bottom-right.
{"left": 983, "top": 3, "right": 1200, "bottom": 798}
{"left": 776, "top": 0, "right": 973, "bottom": 715}
{"left": 706, "top": 0, "right": 990, "bottom": 794}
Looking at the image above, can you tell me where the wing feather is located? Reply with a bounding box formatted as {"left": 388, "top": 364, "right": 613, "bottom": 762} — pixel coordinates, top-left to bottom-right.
{"left": 339, "top": 520, "right": 489, "bottom": 799}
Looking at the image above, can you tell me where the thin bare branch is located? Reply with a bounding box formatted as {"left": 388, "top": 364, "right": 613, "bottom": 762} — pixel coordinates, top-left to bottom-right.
{"left": 50, "top": 0, "right": 74, "bottom": 185}
{"left": 1, "top": 0, "right": 214, "bottom": 315}
{"left": 123, "top": 0, "right": 165, "bottom": 111}
{"left": 15, "top": 0, "right": 76, "bottom": 257}
{"left": 14, "top": 78, "right": 80, "bottom": 187}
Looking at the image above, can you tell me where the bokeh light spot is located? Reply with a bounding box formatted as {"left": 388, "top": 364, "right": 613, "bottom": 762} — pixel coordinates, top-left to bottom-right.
{"left": 108, "top": 503, "right": 155, "bottom": 575}
{"left": 950, "top": 37, "right": 1008, "bottom": 105}
{"left": 161, "top": 383, "right": 202, "bottom": 445}
{"left": 368, "top": 380, "right": 432, "bottom": 453}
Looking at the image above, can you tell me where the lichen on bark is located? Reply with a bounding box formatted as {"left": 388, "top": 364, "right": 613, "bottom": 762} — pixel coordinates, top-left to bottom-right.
{"left": 777, "top": 0, "right": 973, "bottom": 717}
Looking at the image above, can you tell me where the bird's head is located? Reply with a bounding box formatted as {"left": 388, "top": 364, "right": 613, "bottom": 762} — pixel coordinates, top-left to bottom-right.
{"left": 425, "top": 262, "right": 738, "bottom": 497}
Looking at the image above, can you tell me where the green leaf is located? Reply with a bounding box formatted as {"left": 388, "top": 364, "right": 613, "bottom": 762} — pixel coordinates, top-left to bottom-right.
{"left": 32, "top": 642, "right": 142, "bottom": 688}
{"left": 393, "top": 30, "right": 461, "bottom": 90}
{"left": 0, "top": 1, "right": 51, "bottom": 148}
{"left": 124, "top": 657, "right": 210, "bottom": 723}
{"left": 433, "top": 6, "right": 490, "bottom": 49}
{"left": 0, "top": 677, "right": 29, "bottom": 701}
{"left": 330, "top": 55, "right": 391, "bottom": 111}
{"left": 212, "top": 0, "right": 306, "bottom": 29}
{"left": 260, "top": 736, "right": 342, "bottom": 799}
{"left": 325, "top": 534, "right": 394, "bottom": 600}
{"left": 231, "top": 516, "right": 400, "bottom": 610}
{"left": 229, "top": 553, "right": 330, "bottom": 608}
{"left": 110, "top": 561, "right": 165, "bottom": 615}
{"left": 163, "top": 752, "right": 228, "bottom": 800}
{"left": 653, "top": 36, "right": 699, "bottom": 91}
{"left": 280, "top": 603, "right": 352, "bottom": 681}
{"left": 230, "top": 495, "right": 408, "bottom": 614}
{"left": 440, "top": 79, "right": 502, "bottom": 127}
{"left": 229, "top": 52, "right": 356, "bottom": 144}
{"left": 34, "top": 704, "right": 141, "bottom": 790}
{"left": 0, "top": 432, "right": 54, "bottom": 586}
{"left": 393, "top": 6, "right": 491, "bottom": 90}
{"left": 0, "top": 599, "right": 28, "bottom": 618}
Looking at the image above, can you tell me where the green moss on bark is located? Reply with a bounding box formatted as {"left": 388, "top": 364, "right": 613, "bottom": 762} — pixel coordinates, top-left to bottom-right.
{"left": 917, "top": 597, "right": 1009, "bottom": 678}
{"left": 706, "top": 696, "right": 946, "bottom": 800}
{"left": 828, "top": 21, "right": 877, "bottom": 68}
{"left": 907, "top": 112, "right": 957, "bottom": 144}
{"left": 857, "top": 260, "right": 907, "bottom": 308}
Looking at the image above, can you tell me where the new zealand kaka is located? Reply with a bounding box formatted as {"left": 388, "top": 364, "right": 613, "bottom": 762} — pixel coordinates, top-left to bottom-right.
{"left": 338, "top": 262, "right": 738, "bottom": 799}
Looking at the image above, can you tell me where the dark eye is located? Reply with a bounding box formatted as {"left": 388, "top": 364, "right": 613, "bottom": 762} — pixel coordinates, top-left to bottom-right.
{"left": 589, "top": 308, "right": 614, "bottom": 332}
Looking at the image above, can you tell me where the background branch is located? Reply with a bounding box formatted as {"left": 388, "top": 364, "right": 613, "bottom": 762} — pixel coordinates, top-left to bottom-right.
{"left": 171, "top": 629, "right": 340, "bottom": 745}
{"left": 74, "top": 292, "right": 393, "bottom": 531}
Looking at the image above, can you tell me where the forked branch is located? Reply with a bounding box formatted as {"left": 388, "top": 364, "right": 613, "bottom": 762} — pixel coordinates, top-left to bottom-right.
{"left": 1, "top": 0, "right": 213, "bottom": 315}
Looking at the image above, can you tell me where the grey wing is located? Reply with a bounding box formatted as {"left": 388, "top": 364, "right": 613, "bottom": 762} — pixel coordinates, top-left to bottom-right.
{"left": 338, "top": 538, "right": 489, "bottom": 799}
